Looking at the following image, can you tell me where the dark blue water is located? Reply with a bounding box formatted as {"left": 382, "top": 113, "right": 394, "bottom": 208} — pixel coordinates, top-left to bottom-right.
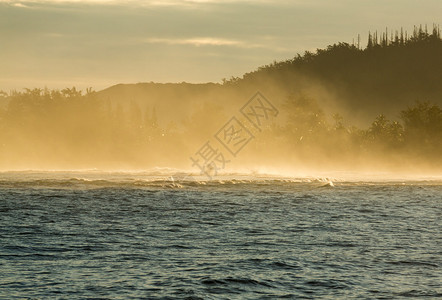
{"left": 1, "top": 172, "right": 441, "bottom": 299}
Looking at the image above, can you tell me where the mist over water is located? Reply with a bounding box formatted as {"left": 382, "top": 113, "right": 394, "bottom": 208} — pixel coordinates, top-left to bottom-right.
{"left": 1, "top": 85, "right": 441, "bottom": 175}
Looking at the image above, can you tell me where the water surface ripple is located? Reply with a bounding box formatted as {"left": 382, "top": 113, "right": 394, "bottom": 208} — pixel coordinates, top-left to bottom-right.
{"left": 0, "top": 174, "right": 441, "bottom": 299}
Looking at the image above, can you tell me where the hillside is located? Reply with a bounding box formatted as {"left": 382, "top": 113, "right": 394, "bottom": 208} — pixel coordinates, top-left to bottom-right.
{"left": 95, "top": 25, "right": 442, "bottom": 125}
{"left": 231, "top": 25, "right": 442, "bottom": 121}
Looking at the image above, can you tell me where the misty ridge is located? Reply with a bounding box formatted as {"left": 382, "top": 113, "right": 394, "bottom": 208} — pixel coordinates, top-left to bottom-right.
{"left": 0, "top": 25, "right": 441, "bottom": 172}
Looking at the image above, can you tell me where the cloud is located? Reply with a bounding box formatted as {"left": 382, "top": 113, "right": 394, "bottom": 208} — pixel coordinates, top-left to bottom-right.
{"left": 143, "top": 37, "right": 291, "bottom": 52}
{"left": 146, "top": 37, "right": 243, "bottom": 47}
{"left": 0, "top": 0, "right": 232, "bottom": 4}
{"left": 11, "top": 2, "right": 28, "bottom": 6}
{"left": 0, "top": 0, "right": 204, "bottom": 10}
{"left": 0, "top": 0, "right": 293, "bottom": 7}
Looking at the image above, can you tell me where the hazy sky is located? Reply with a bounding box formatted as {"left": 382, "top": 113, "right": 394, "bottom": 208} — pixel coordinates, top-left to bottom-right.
{"left": 1, "top": 0, "right": 441, "bottom": 91}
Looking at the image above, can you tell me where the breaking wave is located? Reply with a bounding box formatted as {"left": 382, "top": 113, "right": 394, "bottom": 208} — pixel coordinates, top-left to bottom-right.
{"left": 0, "top": 169, "right": 441, "bottom": 189}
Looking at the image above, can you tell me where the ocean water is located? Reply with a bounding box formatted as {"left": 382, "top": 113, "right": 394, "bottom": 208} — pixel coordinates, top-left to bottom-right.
{"left": 1, "top": 171, "right": 441, "bottom": 299}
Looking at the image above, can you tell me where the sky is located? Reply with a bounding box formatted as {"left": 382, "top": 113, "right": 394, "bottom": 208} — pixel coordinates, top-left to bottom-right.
{"left": 1, "top": 0, "right": 441, "bottom": 91}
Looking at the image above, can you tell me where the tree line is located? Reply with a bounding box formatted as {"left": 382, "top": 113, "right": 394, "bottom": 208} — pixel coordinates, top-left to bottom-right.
{"left": 0, "top": 88, "right": 440, "bottom": 169}
{"left": 225, "top": 25, "right": 442, "bottom": 121}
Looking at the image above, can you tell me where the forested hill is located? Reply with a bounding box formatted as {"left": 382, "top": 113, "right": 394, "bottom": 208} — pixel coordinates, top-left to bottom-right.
{"left": 96, "top": 25, "right": 442, "bottom": 125}
{"left": 229, "top": 25, "right": 442, "bottom": 119}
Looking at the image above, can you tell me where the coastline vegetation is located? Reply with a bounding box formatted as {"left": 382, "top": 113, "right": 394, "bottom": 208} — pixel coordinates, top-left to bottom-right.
{"left": 0, "top": 25, "right": 441, "bottom": 170}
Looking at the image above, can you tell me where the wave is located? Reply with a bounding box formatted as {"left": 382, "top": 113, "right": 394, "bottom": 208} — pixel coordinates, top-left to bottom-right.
{"left": 0, "top": 169, "right": 441, "bottom": 189}
{"left": 0, "top": 177, "right": 329, "bottom": 189}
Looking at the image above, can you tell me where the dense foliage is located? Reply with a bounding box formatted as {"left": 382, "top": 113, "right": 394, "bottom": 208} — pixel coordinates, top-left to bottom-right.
{"left": 0, "top": 88, "right": 440, "bottom": 169}
{"left": 226, "top": 25, "right": 442, "bottom": 118}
